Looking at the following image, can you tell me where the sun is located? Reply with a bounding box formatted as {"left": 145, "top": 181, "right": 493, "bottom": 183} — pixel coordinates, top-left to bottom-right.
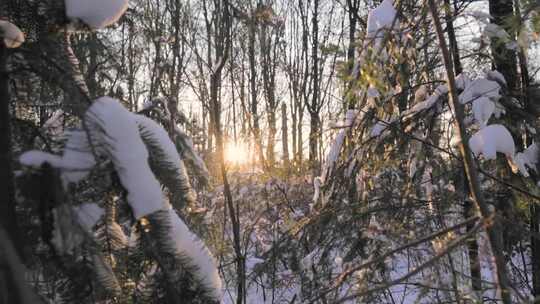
{"left": 224, "top": 141, "right": 250, "bottom": 165}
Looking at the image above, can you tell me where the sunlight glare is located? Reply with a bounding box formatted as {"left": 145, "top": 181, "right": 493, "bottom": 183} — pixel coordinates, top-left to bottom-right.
{"left": 224, "top": 141, "right": 250, "bottom": 165}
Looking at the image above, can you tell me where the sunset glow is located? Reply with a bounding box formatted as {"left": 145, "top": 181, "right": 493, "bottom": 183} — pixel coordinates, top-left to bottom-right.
{"left": 224, "top": 141, "right": 250, "bottom": 165}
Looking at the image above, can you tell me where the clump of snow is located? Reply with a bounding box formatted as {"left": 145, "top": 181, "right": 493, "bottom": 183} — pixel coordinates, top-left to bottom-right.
{"left": 486, "top": 70, "right": 507, "bottom": 87}
{"left": 141, "top": 99, "right": 154, "bottom": 111}
{"left": 366, "top": 0, "right": 397, "bottom": 39}
{"left": 515, "top": 143, "right": 538, "bottom": 177}
{"left": 20, "top": 150, "right": 63, "bottom": 168}
{"left": 435, "top": 84, "right": 449, "bottom": 95}
{"left": 86, "top": 97, "right": 164, "bottom": 219}
{"left": 0, "top": 20, "right": 24, "bottom": 48}
{"left": 61, "top": 131, "right": 97, "bottom": 184}
{"left": 365, "top": 0, "right": 398, "bottom": 51}
{"left": 467, "top": 11, "right": 492, "bottom": 23}
{"left": 370, "top": 120, "right": 389, "bottom": 137}
{"left": 65, "top": 0, "right": 129, "bottom": 29}
{"left": 135, "top": 114, "right": 196, "bottom": 206}
{"left": 455, "top": 73, "right": 471, "bottom": 90}
{"left": 367, "top": 86, "right": 380, "bottom": 98}
{"left": 322, "top": 110, "right": 358, "bottom": 180}
{"left": 19, "top": 132, "right": 96, "bottom": 186}
{"left": 472, "top": 97, "right": 495, "bottom": 128}
{"left": 492, "top": 101, "right": 506, "bottom": 118}
{"left": 313, "top": 176, "right": 322, "bottom": 203}
{"left": 166, "top": 208, "right": 222, "bottom": 300}
{"left": 73, "top": 203, "right": 104, "bottom": 230}
{"left": 403, "top": 94, "right": 440, "bottom": 116}
{"left": 469, "top": 124, "right": 515, "bottom": 160}
{"left": 483, "top": 24, "right": 510, "bottom": 40}
{"left": 459, "top": 78, "right": 500, "bottom": 104}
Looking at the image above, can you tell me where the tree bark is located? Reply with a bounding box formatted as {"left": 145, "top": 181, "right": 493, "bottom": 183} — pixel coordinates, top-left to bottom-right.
{"left": 444, "top": 0, "right": 482, "bottom": 294}
{"left": 309, "top": 0, "right": 320, "bottom": 172}
{"left": 428, "top": 2, "right": 512, "bottom": 302}
{"left": 248, "top": 17, "right": 265, "bottom": 168}
{"left": 281, "top": 102, "right": 289, "bottom": 166}
{"left": 0, "top": 42, "right": 21, "bottom": 256}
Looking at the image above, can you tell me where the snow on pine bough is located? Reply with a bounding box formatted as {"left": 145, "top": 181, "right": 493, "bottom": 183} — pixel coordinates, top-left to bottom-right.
{"left": 19, "top": 97, "right": 222, "bottom": 302}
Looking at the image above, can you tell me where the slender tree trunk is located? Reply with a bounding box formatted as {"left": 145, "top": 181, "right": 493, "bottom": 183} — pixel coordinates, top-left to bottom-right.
{"left": 297, "top": 108, "right": 303, "bottom": 165}
{"left": 281, "top": 103, "right": 289, "bottom": 166}
{"left": 531, "top": 203, "right": 540, "bottom": 298}
{"left": 291, "top": 103, "right": 297, "bottom": 164}
{"left": 428, "top": 2, "right": 512, "bottom": 302}
{"left": 206, "top": 2, "right": 244, "bottom": 302}
{"left": 444, "top": 0, "right": 482, "bottom": 294}
{"left": 248, "top": 19, "right": 265, "bottom": 168}
{"left": 309, "top": 0, "right": 320, "bottom": 172}
{"left": 308, "top": 110, "right": 319, "bottom": 172}
{"left": 0, "top": 43, "right": 20, "bottom": 256}
{"left": 345, "top": 0, "right": 359, "bottom": 109}
{"left": 266, "top": 108, "right": 276, "bottom": 167}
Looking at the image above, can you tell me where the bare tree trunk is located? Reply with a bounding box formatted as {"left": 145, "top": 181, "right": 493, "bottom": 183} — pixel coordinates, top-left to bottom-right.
{"left": 531, "top": 203, "right": 540, "bottom": 298}
{"left": 248, "top": 18, "right": 265, "bottom": 168}
{"left": 291, "top": 103, "right": 297, "bottom": 164}
{"left": 444, "top": 0, "right": 482, "bottom": 294}
{"left": 345, "top": 0, "right": 359, "bottom": 109}
{"left": 308, "top": 0, "right": 320, "bottom": 172}
{"left": 428, "top": 2, "right": 512, "bottom": 302}
{"left": 0, "top": 43, "right": 20, "bottom": 256}
{"left": 297, "top": 109, "right": 303, "bottom": 165}
{"left": 281, "top": 102, "right": 289, "bottom": 166}
{"left": 308, "top": 110, "right": 319, "bottom": 172}
{"left": 204, "top": 1, "right": 244, "bottom": 302}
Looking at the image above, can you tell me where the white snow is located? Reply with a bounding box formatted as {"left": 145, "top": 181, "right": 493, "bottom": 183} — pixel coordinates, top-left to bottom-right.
{"left": 472, "top": 97, "right": 495, "bottom": 128}
{"left": 19, "top": 150, "right": 63, "bottom": 168}
{"left": 486, "top": 70, "right": 507, "bottom": 87}
{"left": 19, "top": 132, "right": 96, "bottom": 186}
{"left": 515, "top": 143, "right": 538, "bottom": 177}
{"left": 367, "top": 86, "right": 380, "bottom": 98}
{"left": 61, "top": 130, "right": 97, "bottom": 184}
{"left": 73, "top": 203, "right": 104, "bottom": 230}
{"left": 135, "top": 114, "right": 196, "bottom": 206}
{"left": 455, "top": 73, "right": 471, "bottom": 90}
{"left": 370, "top": 120, "right": 389, "bottom": 137}
{"left": 322, "top": 110, "right": 358, "bottom": 180}
{"left": 459, "top": 78, "right": 500, "bottom": 104}
{"left": 0, "top": 20, "right": 24, "bottom": 48}
{"left": 483, "top": 24, "right": 510, "bottom": 40}
{"left": 469, "top": 124, "right": 515, "bottom": 160}
{"left": 435, "top": 84, "right": 449, "bottom": 95}
{"left": 364, "top": 0, "right": 398, "bottom": 52}
{"left": 165, "top": 208, "right": 222, "bottom": 300}
{"left": 467, "top": 11, "right": 492, "bottom": 22}
{"left": 86, "top": 97, "right": 164, "bottom": 219}
{"left": 403, "top": 94, "right": 440, "bottom": 116}
{"left": 141, "top": 99, "right": 154, "bottom": 111}
{"left": 134, "top": 115, "right": 178, "bottom": 163}
{"left": 313, "top": 176, "right": 322, "bottom": 203}
{"left": 366, "top": 0, "right": 397, "bottom": 40}
{"left": 65, "top": 0, "right": 129, "bottom": 29}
